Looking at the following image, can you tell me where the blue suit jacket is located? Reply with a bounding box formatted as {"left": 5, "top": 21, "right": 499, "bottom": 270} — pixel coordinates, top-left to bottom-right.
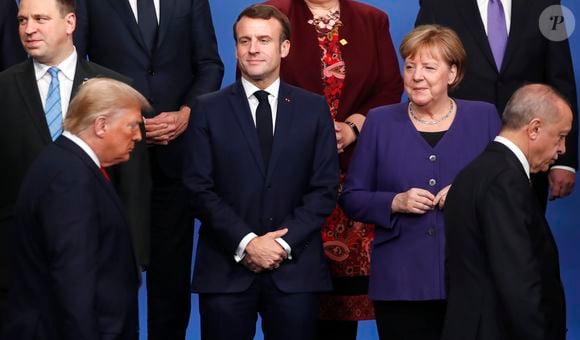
{"left": 74, "top": 0, "right": 224, "bottom": 178}
{"left": 3, "top": 137, "right": 139, "bottom": 340}
{"left": 185, "top": 81, "right": 339, "bottom": 293}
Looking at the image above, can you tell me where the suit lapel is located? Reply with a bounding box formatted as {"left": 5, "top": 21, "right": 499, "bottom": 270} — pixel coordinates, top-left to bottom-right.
{"left": 106, "top": 0, "right": 150, "bottom": 54}
{"left": 16, "top": 60, "right": 52, "bottom": 144}
{"left": 156, "top": 0, "right": 176, "bottom": 49}
{"left": 71, "top": 58, "right": 91, "bottom": 100}
{"left": 500, "top": 0, "right": 525, "bottom": 73}
{"left": 265, "top": 83, "right": 294, "bottom": 183}
{"left": 228, "top": 82, "right": 266, "bottom": 177}
{"left": 454, "top": 0, "right": 497, "bottom": 71}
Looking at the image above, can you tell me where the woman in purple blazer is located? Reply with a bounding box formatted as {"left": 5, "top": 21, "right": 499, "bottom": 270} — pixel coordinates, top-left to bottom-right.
{"left": 340, "top": 25, "right": 501, "bottom": 340}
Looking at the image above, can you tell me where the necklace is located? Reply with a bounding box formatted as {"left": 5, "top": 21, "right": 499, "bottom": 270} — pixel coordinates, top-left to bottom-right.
{"left": 409, "top": 99, "right": 454, "bottom": 125}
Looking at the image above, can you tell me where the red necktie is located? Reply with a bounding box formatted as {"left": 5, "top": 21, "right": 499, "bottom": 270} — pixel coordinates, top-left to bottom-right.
{"left": 100, "top": 167, "right": 111, "bottom": 182}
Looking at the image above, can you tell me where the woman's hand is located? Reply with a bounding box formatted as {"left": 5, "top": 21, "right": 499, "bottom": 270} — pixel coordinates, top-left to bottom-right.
{"left": 433, "top": 185, "right": 451, "bottom": 209}
{"left": 391, "top": 188, "right": 435, "bottom": 214}
{"left": 335, "top": 121, "right": 356, "bottom": 153}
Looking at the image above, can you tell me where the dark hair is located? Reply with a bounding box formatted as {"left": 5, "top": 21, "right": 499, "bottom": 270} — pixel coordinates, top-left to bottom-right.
{"left": 55, "top": 0, "right": 76, "bottom": 16}
{"left": 233, "top": 4, "right": 291, "bottom": 43}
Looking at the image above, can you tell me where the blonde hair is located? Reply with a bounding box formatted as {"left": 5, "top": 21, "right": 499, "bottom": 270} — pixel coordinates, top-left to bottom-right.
{"left": 64, "top": 78, "right": 150, "bottom": 134}
{"left": 400, "top": 24, "right": 466, "bottom": 89}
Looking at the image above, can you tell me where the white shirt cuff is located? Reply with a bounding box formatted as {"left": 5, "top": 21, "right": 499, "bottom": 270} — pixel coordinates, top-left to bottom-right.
{"left": 275, "top": 238, "right": 292, "bottom": 260}
{"left": 234, "top": 232, "right": 258, "bottom": 262}
{"left": 551, "top": 165, "right": 576, "bottom": 173}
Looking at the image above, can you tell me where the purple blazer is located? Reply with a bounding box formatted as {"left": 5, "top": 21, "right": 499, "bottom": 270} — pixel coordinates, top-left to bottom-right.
{"left": 340, "top": 99, "right": 501, "bottom": 301}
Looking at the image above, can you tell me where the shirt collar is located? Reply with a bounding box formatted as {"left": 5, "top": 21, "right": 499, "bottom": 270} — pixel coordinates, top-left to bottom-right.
{"left": 241, "top": 77, "right": 280, "bottom": 100}
{"left": 33, "top": 48, "right": 78, "bottom": 82}
{"left": 62, "top": 131, "right": 100, "bottom": 167}
{"left": 494, "top": 135, "right": 530, "bottom": 179}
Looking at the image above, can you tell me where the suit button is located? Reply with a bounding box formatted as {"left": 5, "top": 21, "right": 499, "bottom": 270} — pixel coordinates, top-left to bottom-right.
{"left": 429, "top": 154, "right": 437, "bottom": 162}
{"left": 426, "top": 228, "right": 435, "bottom": 237}
{"left": 428, "top": 178, "right": 437, "bottom": 186}
{"left": 148, "top": 69, "right": 156, "bottom": 76}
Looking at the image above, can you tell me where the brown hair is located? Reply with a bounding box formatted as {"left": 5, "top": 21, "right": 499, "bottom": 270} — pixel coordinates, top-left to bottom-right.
{"left": 64, "top": 78, "right": 150, "bottom": 134}
{"left": 400, "top": 24, "right": 466, "bottom": 89}
{"left": 55, "top": 0, "right": 76, "bottom": 16}
{"left": 233, "top": 4, "right": 291, "bottom": 43}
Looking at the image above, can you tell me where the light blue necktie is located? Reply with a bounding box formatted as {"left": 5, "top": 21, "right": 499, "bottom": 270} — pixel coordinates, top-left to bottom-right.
{"left": 487, "top": 0, "right": 508, "bottom": 70}
{"left": 45, "top": 67, "right": 63, "bottom": 141}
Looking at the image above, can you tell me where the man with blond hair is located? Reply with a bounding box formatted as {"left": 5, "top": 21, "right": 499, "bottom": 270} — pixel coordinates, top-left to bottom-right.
{"left": 3, "top": 78, "right": 149, "bottom": 340}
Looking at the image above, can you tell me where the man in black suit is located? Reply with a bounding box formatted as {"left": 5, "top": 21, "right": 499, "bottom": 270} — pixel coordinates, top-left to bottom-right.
{"left": 73, "top": 1, "right": 224, "bottom": 337}
{"left": 0, "top": 0, "right": 147, "bottom": 331}
{"left": 3, "top": 77, "right": 148, "bottom": 340}
{"left": 416, "top": 0, "right": 577, "bottom": 211}
{"left": 184, "top": 5, "right": 339, "bottom": 340}
{"left": 0, "top": 0, "right": 26, "bottom": 71}
{"left": 443, "top": 84, "right": 571, "bottom": 340}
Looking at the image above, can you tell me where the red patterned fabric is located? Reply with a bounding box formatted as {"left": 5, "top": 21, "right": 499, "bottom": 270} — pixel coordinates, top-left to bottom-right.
{"left": 310, "top": 11, "right": 375, "bottom": 321}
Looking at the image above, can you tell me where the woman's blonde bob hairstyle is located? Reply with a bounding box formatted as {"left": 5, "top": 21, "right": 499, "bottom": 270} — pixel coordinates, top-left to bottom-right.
{"left": 400, "top": 24, "right": 466, "bottom": 90}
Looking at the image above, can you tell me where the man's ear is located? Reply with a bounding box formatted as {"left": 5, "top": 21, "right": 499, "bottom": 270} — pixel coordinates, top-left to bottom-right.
{"left": 527, "top": 118, "right": 542, "bottom": 141}
{"left": 94, "top": 116, "right": 107, "bottom": 138}
{"left": 280, "top": 39, "right": 290, "bottom": 58}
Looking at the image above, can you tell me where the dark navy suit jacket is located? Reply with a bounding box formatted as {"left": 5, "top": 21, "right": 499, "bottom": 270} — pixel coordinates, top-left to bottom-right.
{"left": 185, "top": 81, "right": 339, "bottom": 294}
{"left": 74, "top": 0, "right": 224, "bottom": 179}
{"left": 0, "top": 0, "right": 26, "bottom": 71}
{"left": 444, "top": 142, "right": 566, "bottom": 340}
{"left": 3, "top": 137, "right": 139, "bottom": 340}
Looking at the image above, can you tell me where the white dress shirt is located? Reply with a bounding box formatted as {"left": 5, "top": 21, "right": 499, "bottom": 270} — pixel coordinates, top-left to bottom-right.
{"left": 34, "top": 49, "right": 77, "bottom": 119}
{"left": 241, "top": 77, "right": 280, "bottom": 134}
{"left": 234, "top": 77, "right": 291, "bottom": 263}
{"left": 62, "top": 131, "right": 101, "bottom": 167}
{"left": 494, "top": 136, "right": 530, "bottom": 179}
{"left": 477, "top": 0, "right": 512, "bottom": 34}
{"left": 128, "top": 0, "right": 160, "bottom": 24}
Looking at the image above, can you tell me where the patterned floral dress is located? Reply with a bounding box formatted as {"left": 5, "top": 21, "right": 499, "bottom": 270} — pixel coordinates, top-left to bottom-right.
{"left": 310, "top": 10, "right": 375, "bottom": 321}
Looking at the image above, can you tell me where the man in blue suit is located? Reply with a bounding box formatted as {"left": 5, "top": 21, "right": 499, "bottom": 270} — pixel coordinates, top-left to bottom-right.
{"left": 73, "top": 1, "right": 224, "bottom": 338}
{"left": 184, "top": 5, "right": 339, "bottom": 340}
{"left": 3, "top": 78, "right": 149, "bottom": 340}
{"left": 0, "top": 0, "right": 26, "bottom": 71}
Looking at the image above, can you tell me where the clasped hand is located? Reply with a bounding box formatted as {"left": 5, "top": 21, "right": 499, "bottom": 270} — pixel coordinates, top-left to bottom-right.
{"left": 391, "top": 185, "right": 451, "bottom": 214}
{"left": 242, "top": 228, "right": 288, "bottom": 273}
{"left": 144, "top": 106, "right": 191, "bottom": 145}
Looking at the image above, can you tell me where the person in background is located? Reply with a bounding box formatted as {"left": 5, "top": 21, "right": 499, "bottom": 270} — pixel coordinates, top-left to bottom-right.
{"left": 74, "top": 0, "right": 224, "bottom": 337}
{"left": 340, "top": 25, "right": 501, "bottom": 340}
{"left": 3, "top": 77, "right": 149, "bottom": 340}
{"left": 416, "top": 0, "right": 578, "bottom": 212}
{"left": 0, "top": 0, "right": 26, "bottom": 71}
{"left": 265, "top": 0, "right": 403, "bottom": 337}
{"left": 443, "top": 84, "right": 570, "bottom": 340}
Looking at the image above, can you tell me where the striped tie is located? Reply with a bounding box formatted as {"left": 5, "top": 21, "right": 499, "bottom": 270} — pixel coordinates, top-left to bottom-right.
{"left": 45, "top": 67, "right": 63, "bottom": 141}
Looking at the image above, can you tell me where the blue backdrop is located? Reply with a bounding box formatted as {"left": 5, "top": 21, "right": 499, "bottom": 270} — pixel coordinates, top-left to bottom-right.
{"left": 138, "top": 1, "right": 580, "bottom": 338}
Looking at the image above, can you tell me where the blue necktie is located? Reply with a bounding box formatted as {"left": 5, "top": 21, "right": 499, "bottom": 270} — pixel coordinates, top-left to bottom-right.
{"left": 487, "top": 0, "right": 508, "bottom": 70}
{"left": 45, "top": 67, "right": 63, "bottom": 141}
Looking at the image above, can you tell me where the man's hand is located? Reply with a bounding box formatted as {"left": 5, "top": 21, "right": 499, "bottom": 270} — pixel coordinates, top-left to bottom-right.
{"left": 244, "top": 228, "right": 288, "bottom": 271}
{"left": 548, "top": 168, "right": 576, "bottom": 200}
{"left": 144, "top": 106, "right": 190, "bottom": 145}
